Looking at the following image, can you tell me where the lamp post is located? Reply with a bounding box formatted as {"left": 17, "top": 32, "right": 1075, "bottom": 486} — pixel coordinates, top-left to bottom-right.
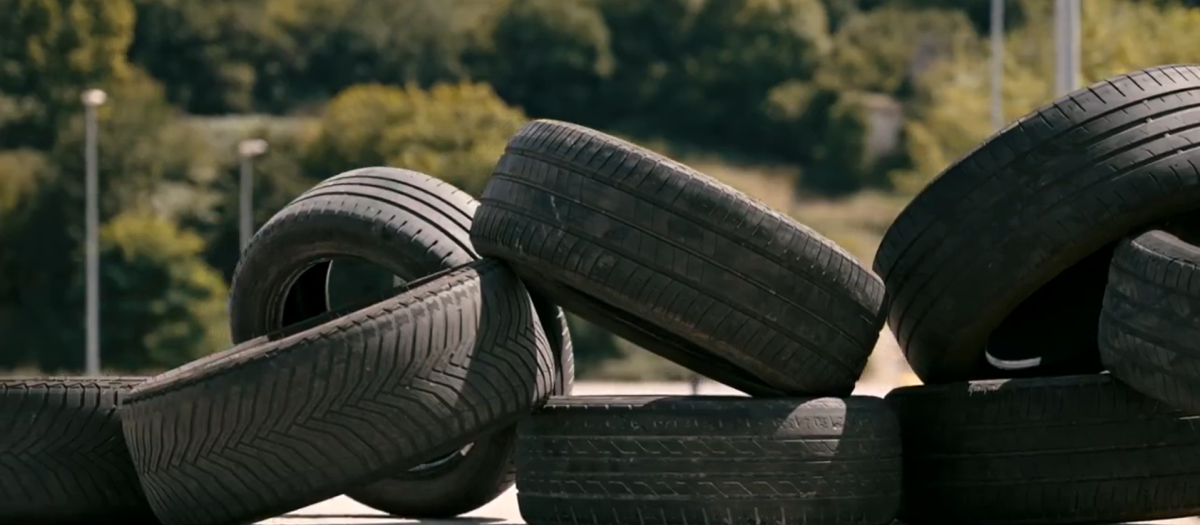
{"left": 990, "top": 0, "right": 1005, "bottom": 130}
{"left": 237, "top": 139, "right": 269, "bottom": 253}
{"left": 1054, "top": 0, "right": 1082, "bottom": 96}
{"left": 81, "top": 88, "right": 107, "bottom": 376}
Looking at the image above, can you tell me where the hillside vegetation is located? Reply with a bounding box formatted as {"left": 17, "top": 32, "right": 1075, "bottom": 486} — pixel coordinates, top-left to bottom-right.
{"left": 1, "top": 0, "right": 1198, "bottom": 378}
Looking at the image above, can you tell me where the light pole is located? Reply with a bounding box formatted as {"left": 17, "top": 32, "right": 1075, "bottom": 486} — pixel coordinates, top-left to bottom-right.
{"left": 237, "top": 139, "right": 269, "bottom": 252}
{"left": 1054, "top": 0, "right": 1082, "bottom": 96}
{"left": 81, "top": 88, "right": 107, "bottom": 377}
{"left": 990, "top": 0, "right": 1005, "bottom": 130}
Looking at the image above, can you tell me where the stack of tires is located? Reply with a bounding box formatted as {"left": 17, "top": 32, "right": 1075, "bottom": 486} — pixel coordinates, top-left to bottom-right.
{"left": 6, "top": 64, "right": 1200, "bottom": 525}
{"left": 880, "top": 64, "right": 1200, "bottom": 525}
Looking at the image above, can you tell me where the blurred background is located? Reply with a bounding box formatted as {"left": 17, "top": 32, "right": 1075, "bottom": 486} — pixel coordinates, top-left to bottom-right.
{"left": 1, "top": 0, "right": 1194, "bottom": 386}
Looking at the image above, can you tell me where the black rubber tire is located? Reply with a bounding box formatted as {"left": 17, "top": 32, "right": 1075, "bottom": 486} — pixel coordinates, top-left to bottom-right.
{"left": 1100, "top": 213, "right": 1200, "bottom": 412}
{"left": 228, "top": 167, "right": 574, "bottom": 517}
{"left": 471, "top": 119, "right": 886, "bottom": 397}
{"left": 0, "top": 378, "right": 157, "bottom": 524}
{"left": 515, "top": 395, "right": 901, "bottom": 525}
{"left": 886, "top": 374, "right": 1200, "bottom": 525}
{"left": 873, "top": 64, "right": 1200, "bottom": 384}
{"left": 122, "top": 260, "right": 558, "bottom": 525}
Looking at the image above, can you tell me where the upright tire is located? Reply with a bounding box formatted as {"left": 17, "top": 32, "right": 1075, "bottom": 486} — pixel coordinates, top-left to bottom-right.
{"left": 0, "top": 378, "right": 156, "bottom": 524}
{"left": 516, "top": 396, "right": 901, "bottom": 525}
{"left": 472, "top": 119, "right": 885, "bottom": 397}
{"left": 1100, "top": 213, "right": 1200, "bottom": 412}
{"left": 874, "top": 65, "right": 1200, "bottom": 383}
{"left": 229, "top": 167, "right": 574, "bottom": 517}
{"left": 123, "top": 261, "right": 558, "bottom": 525}
{"left": 887, "top": 375, "right": 1200, "bottom": 525}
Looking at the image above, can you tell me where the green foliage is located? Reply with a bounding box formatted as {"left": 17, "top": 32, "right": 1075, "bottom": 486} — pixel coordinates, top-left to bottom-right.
{"left": 304, "top": 82, "right": 527, "bottom": 196}
{"left": 0, "top": 0, "right": 136, "bottom": 148}
{"left": 126, "top": 0, "right": 265, "bottom": 113}
{"left": 473, "top": 0, "right": 615, "bottom": 122}
{"left": 96, "top": 211, "right": 229, "bottom": 370}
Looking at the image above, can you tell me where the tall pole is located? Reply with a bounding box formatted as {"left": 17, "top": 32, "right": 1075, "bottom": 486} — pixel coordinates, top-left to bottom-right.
{"left": 990, "top": 0, "right": 1005, "bottom": 130}
{"left": 1055, "top": 0, "right": 1082, "bottom": 96}
{"left": 237, "top": 139, "right": 268, "bottom": 254}
{"left": 239, "top": 155, "right": 253, "bottom": 251}
{"left": 81, "top": 89, "right": 106, "bottom": 376}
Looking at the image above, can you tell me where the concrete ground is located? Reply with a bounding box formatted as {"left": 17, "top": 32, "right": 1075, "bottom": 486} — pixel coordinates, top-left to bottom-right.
{"left": 257, "top": 379, "right": 1200, "bottom": 525}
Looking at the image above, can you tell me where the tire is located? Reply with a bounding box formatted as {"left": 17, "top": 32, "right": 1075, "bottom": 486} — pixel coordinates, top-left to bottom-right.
{"left": 122, "top": 260, "right": 558, "bottom": 525}
{"left": 515, "top": 396, "right": 901, "bottom": 525}
{"left": 228, "top": 167, "right": 574, "bottom": 517}
{"left": 874, "top": 64, "right": 1200, "bottom": 384}
{"left": 471, "top": 119, "right": 886, "bottom": 397}
{"left": 0, "top": 378, "right": 157, "bottom": 525}
{"left": 1100, "top": 213, "right": 1200, "bottom": 412}
{"left": 886, "top": 374, "right": 1200, "bottom": 525}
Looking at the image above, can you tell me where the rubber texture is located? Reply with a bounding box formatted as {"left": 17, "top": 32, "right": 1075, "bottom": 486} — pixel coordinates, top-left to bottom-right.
{"left": 228, "top": 167, "right": 574, "bottom": 517}
{"left": 515, "top": 395, "right": 901, "bottom": 525}
{"left": 887, "top": 374, "right": 1200, "bottom": 525}
{"left": 1100, "top": 213, "right": 1200, "bottom": 412}
{"left": 122, "top": 260, "right": 558, "bottom": 525}
{"left": 0, "top": 378, "right": 158, "bottom": 524}
{"left": 471, "top": 119, "right": 886, "bottom": 397}
{"left": 874, "top": 64, "right": 1200, "bottom": 383}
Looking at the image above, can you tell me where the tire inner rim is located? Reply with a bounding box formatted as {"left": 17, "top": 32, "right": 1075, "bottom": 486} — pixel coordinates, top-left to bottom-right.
{"left": 278, "top": 258, "right": 476, "bottom": 473}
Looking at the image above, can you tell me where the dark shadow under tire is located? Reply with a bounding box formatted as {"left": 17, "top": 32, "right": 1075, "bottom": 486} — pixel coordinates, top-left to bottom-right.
{"left": 515, "top": 395, "right": 901, "bottom": 525}
{"left": 887, "top": 375, "right": 1200, "bottom": 525}
{"left": 471, "top": 120, "right": 885, "bottom": 397}
{"left": 1100, "top": 213, "right": 1200, "bottom": 412}
{"left": 123, "top": 260, "right": 558, "bottom": 525}
{"left": 228, "top": 167, "right": 575, "bottom": 518}
{"left": 874, "top": 65, "right": 1200, "bottom": 384}
{"left": 0, "top": 378, "right": 157, "bottom": 525}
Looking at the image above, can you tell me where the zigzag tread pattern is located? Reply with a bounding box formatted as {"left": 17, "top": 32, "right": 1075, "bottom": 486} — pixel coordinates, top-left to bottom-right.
{"left": 514, "top": 396, "right": 901, "bottom": 525}
{"left": 471, "top": 119, "right": 885, "bottom": 397}
{"left": 0, "top": 378, "right": 158, "bottom": 523}
{"left": 887, "top": 375, "right": 1200, "bottom": 525}
{"left": 1100, "top": 225, "right": 1200, "bottom": 413}
{"left": 871, "top": 64, "right": 1200, "bottom": 383}
{"left": 228, "top": 167, "right": 573, "bottom": 517}
{"left": 121, "top": 260, "right": 556, "bottom": 525}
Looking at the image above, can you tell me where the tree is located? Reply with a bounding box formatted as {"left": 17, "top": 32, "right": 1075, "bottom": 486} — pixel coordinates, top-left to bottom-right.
{"left": 668, "top": 0, "right": 833, "bottom": 148}
{"left": 593, "top": 0, "right": 697, "bottom": 121}
{"left": 94, "top": 211, "right": 229, "bottom": 371}
{"left": 0, "top": 0, "right": 136, "bottom": 148}
{"left": 304, "top": 82, "right": 527, "bottom": 196}
{"left": 472, "top": 0, "right": 615, "bottom": 123}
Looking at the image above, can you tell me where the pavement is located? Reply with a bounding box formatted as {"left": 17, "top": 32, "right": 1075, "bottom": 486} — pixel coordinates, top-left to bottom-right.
{"left": 257, "top": 379, "right": 1200, "bottom": 525}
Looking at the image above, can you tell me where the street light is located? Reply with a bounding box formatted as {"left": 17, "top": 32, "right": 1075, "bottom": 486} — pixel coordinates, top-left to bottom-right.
{"left": 81, "top": 88, "right": 106, "bottom": 377}
{"left": 990, "top": 0, "right": 1004, "bottom": 131}
{"left": 237, "top": 139, "right": 269, "bottom": 252}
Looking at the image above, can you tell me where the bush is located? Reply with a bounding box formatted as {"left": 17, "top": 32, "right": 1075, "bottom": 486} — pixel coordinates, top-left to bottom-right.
{"left": 304, "top": 82, "right": 527, "bottom": 196}
{"left": 96, "top": 211, "right": 229, "bottom": 370}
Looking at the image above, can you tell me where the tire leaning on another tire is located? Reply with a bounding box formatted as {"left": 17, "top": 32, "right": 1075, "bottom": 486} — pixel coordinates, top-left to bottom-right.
{"left": 0, "top": 378, "right": 157, "bottom": 525}
{"left": 1100, "top": 213, "right": 1200, "bottom": 412}
{"left": 515, "top": 396, "right": 902, "bottom": 525}
{"left": 122, "top": 260, "right": 558, "bottom": 525}
{"left": 471, "top": 119, "right": 886, "bottom": 397}
{"left": 228, "top": 167, "right": 575, "bottom": 517}
{"left": 874, "top": 64, "right": 1200, "bottom": 383}
{"left": 887, "top": 375, "right": 1200, "bottom": 525}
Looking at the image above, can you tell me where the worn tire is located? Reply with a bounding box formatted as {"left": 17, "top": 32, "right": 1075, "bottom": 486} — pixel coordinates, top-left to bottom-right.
{"left": 471, "top": 119, "right": 886, "bottom": 397}
{"left": 1100, "top": 213, "right": 1200, "bottom": 412}
{"left": 874, "top": 65, "right": 1200, "bottom": 383}
{"left": 515, "top": 395, "right": 901, "bottom": 525}
{"left": 887, "top": 374, "right": 1200, "bottom": 525}
{"left": 229, "top": 167, "right": 574, "bottom": 517}
{"left": 122, "top": 260, "right": 558, "bottom": 525}
{"left": 0, "top": 378, "right": 157, "bottom": 524}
